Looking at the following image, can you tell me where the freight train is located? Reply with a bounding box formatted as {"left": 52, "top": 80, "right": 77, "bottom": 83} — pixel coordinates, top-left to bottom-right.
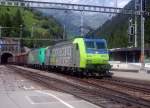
{"left": 8, "top": 37, "right": 112, "bottom": 77}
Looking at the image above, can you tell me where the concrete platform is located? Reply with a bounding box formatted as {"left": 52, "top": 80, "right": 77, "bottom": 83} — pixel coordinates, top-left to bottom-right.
{"left": 0, "top": 65, "right": 101, "bottom": 108}
{"left": 110, "top": 62, "right": 150, "bottom": 71}
{"left": 110, "top": 62, "right": 150, "bottom": 81}
{"left": 111, "top": 70, "right": 150, "bottom": 81}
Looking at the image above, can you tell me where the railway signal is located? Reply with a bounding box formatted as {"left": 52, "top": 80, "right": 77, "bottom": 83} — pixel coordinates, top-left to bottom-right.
{"left": 128, "top": 18, "right": 135, "bottom": 44}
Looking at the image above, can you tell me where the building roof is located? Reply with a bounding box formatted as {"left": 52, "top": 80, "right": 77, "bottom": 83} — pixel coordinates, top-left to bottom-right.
{"left": 109, "top": 47, "right": 150, "bottom": 52}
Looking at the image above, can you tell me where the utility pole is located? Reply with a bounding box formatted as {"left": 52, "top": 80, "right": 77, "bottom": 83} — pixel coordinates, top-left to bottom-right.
{"left": 140, "top": 0, "right": 145, "bottom": 70}
{"left": 20, "top": 25, "right": 23, "bottom": 39}
{"left": 134, "top": 16, "right": 137, "bottom": 47}
{"left": 18, "top": 24, "right": 23, "bottom": 53}
{"left": 0, "top": 26, "right": 1, "bottom": 39}
{"left": 63, "top": 24, "right": 66, "bottom": 40}
{"left": 0, "top": 26, "right": 1, "bottom": 59}
{"left": 115, "top": 0, "right": 118, "bottom": 8}
{"left": 80, "top": 11, "right": 84, "bottom": 36}
{"left": 134, "top": 0, "right": 138, "bottom": 47}
{"left": 64, "top": 10, "right": 68, "bottom": 40}
{"left": 31, "top": 23, "right": 35, "bottom": 38}
{"left": 31, "top": 23, "right": 36, "bottom": 48}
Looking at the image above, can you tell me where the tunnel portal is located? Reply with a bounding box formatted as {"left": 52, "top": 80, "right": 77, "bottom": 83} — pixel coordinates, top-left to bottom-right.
{"left": 1, "top": 53, "right": 13, "bottom": 64}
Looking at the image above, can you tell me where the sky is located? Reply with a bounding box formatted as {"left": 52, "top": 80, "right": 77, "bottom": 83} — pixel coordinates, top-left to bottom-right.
{"left": 31, "top": 0, "right": 131, "bottom": 8}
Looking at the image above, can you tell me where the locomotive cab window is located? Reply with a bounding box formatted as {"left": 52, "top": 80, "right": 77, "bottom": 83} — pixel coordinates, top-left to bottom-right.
{"left": 85, "top": 41, "right": 95, "bottom": 49}
{"left": 96, "top": 41, "right": 106, "bottom": 49}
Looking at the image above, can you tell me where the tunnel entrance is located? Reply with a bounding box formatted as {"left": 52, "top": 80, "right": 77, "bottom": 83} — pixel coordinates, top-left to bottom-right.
{"left": 1, "top": 53, "right": 13, "bottom": 64}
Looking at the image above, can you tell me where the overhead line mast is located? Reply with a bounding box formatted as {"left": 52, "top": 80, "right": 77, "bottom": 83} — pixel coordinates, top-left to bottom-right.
{"left": 140, "top": 0, "right": 145, "bottom": 70}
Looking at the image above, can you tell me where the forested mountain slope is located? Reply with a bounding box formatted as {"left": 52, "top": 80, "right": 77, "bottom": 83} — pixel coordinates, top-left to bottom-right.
{"left": 0, "top": 7, "right": 63, "bottom": 47}
{"left": 90, "top": 0, "right": 150, "bottom": 48}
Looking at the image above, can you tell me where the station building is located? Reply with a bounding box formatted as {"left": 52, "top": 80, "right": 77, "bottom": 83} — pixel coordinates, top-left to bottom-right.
{"left": 109, "top": 48, "right": 150, "bottom": 63}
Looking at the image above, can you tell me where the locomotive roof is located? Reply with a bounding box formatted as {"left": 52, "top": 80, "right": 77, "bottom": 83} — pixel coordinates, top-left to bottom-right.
{"left": 29, "top": 37, "right": 106, "bottom": 50}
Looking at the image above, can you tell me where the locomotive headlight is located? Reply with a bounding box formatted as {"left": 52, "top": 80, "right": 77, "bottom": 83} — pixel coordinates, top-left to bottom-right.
{"left": 95, "top": 51, "right": 99, "bottom": 54}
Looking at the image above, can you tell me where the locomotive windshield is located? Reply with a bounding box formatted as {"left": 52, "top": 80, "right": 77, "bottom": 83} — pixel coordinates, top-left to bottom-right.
{"left": 85, "top": 40, "right": 106, "bottom": 49}
{"left": 85, "top": 41, "right": 95, "bottom": 49}
{"left": 96, "top": 41, "right": 106, "bottom": 49}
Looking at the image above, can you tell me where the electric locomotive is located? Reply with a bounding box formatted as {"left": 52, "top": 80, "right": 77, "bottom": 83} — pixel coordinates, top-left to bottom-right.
{"left": 27, "top": 48, "right": 47, "bottom": 69}
{"left": 50, "top": 37, "right": 111, "bottom": 76}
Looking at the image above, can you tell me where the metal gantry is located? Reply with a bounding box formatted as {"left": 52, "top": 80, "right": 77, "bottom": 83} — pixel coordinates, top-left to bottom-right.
{"left": 0, "top": 0, "right": 149, "bottom": 16}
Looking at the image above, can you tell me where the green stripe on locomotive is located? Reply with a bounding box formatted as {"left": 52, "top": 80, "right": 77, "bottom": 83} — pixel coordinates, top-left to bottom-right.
{"left": 73, "top": 37, "right": 110, "bottom": 70}
{"left": 38, "top": 48, "right": 47, "bottom": 65}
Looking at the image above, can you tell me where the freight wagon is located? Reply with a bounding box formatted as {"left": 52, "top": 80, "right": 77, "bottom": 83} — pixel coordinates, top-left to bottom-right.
{"left": 8, "top": 52, "right": 28, "bottom": 65}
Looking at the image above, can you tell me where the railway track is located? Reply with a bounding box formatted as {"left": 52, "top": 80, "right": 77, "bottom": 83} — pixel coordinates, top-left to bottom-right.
{"left": 107, "top": 77, "right": 150, "bottom": 89}
{"left": 98, "top": 78, "right": 150, "bottom": 100}
{"left": 7, "top": 65, "right": 150, "bottom": 108}
{"left": 82, "top": 78, "right": 150, "bottom": 104}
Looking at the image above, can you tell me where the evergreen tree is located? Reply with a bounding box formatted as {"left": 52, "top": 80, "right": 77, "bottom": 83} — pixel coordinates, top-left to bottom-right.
{"left": 3, "top": 13, "right": 12, "bottom": 37}
{"left": 14, "top": 9, "right": 24, "bottom": 26}
{"left": 13, "top": 9, "right": 24, "bottom": 37}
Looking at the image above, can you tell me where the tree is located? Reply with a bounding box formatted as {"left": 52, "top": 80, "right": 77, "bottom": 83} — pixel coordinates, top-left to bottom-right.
{"left": 14, "top": 9, "right": 24, "bottom": 26}
{"left": 3, "top": 13, "right": 12, "bottom": 37}
{"left": 13, "top": 9, "right": 24, "bottom": 37}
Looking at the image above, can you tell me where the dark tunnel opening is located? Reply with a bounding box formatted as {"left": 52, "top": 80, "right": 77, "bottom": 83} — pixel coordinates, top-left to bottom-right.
{"left": 1, "top": 53, "right": 13, "bottom": 64}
